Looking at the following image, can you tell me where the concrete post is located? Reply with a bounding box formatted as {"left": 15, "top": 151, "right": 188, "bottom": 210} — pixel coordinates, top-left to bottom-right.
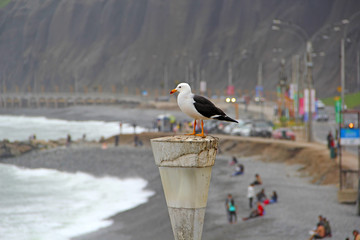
{"left": 151, "top": 135, "right": 218, "bottom": 240}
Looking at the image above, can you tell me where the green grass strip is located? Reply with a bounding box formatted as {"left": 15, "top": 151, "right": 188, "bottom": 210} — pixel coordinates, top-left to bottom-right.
{"left": 0, "top": 0, "right": 11, "bottom": 8}
{"left": 321, "top": 91, "right": 360, "bottom": 109}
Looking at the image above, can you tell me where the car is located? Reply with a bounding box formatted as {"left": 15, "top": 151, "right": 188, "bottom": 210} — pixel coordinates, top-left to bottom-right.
{"left": 317, "top": 100, "right": 325, "bottom": 109}
{"left": 316, "top": 109, "right": 329, "bottom": 122}
{"left": 250, "top": 120, "right": 273, "bottom": 138}
{"left": 254, "top": 96, "right": 265, "bottom": 105}
{"left": 223, "top": 119, "right": 244, "bottom": 134}
{"left": 272, "top": 128, "right": 296, "bottom": 141}
{"left": 231, "top": 122, "right": 252, "bottom": 136}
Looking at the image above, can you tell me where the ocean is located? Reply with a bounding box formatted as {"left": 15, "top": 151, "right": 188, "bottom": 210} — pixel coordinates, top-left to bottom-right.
{"left": 0, "top": 115, "right": 154, "bottom": 240}
{"left": 0, "top": 115, "right": 147, "bottom": 142}
{"left": 0, "top": 164, "right": 154, "bottom": 240}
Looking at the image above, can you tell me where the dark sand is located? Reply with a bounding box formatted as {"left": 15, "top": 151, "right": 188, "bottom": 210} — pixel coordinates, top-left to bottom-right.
{"left": 1, "top": 106, "right": 359, "bottom": 240}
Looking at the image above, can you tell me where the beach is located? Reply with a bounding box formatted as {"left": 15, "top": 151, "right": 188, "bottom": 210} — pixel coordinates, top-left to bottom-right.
{"left": 0, "top": 105, "right": 359, "bottom": 240}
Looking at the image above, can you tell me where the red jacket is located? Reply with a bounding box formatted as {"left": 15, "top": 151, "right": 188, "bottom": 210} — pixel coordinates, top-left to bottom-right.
{"left": 257, "top": 204, "right": 264, "bottom": 216}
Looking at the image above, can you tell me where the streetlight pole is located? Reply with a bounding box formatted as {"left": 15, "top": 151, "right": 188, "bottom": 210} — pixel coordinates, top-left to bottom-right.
{"left": 258, "top": 62, "right": 264, "bottom": 119}
{"left": 341, "top": 38, "right": 345, "bottom": 111}
{"left": 306, "top": 41, "right": 313, "bottom": 142}
{"left": 339, "top": 10, "right": 360, "bottom": 109}
{"left": 228, "top": 60, "right": 233, "bottom": 87}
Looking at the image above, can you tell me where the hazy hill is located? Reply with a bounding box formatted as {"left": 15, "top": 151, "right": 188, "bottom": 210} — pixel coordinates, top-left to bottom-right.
{"left": 0, "top": 0, "right": 359, "bottom": 97}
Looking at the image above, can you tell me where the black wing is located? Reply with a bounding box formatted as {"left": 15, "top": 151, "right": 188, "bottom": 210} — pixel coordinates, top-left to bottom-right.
{"left": 193, "top": 95, "right": 238, "bottom": 123}
{"left": 193, "top": 95, "right": 226, "bottom": 118}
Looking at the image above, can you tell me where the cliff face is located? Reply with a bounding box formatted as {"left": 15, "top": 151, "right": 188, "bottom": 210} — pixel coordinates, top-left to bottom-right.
{"left": 0, "top": 0, "right": 359, "bottom": 97}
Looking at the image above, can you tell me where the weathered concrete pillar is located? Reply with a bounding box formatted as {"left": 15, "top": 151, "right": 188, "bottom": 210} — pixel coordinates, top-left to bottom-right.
{"left": 151, "top": 135, "right": 218, "bottom": 240}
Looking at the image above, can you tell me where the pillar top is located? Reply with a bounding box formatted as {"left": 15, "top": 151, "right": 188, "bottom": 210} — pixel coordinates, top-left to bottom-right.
{"left": 151, "top": 135, "right": 218, "bottom": 167}
{"left": 151, "top": 135, "right": 217, "bottom": 143}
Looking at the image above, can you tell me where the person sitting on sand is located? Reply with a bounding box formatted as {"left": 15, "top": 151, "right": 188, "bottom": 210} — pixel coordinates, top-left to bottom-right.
{"left": 242, "top": 201, "right": 264, "bottom": 221}
{"left": 270, "top": 191, "right": 278, "bottom": 203}
{"left": 252, "top": 173, "right": 262, "bottom": 185}
{"left": 263, "top": 190, "right": 278, "bottom": 205}
{"left": 256, "top": 188, "right": 267, "bottom": 202}
{"left": 323, "top": 218, "right": 331, "bottom": 237}
{"left": 232, "top": 164, "right": 244, "bottom": 176}
{"left": 317, "top": 215, "right": 325, "bottom": 226}
{"left": 229, "top": 156, "right": 238, "bottom": 166}
{"left": 308, "top": 223, "right": 326, "bottom": 239}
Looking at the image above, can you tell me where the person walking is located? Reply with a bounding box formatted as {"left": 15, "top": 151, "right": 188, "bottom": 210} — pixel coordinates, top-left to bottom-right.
{"left": 326, "top": 131, "right": 333, "bottom": 149}
{"left": 115, "top": 135, "right": 119, "bottom": 146}
{"left": 247, "top": 183, "right": 255, "bottom": 209}
{"left": 228, "top": 199, "right": 237, "bottom": 224}
{"left": 225, "top": 195, "right": 237, "bottom": 224}
{"left": 225, "top": 194, "right": 234, "bottom": 223}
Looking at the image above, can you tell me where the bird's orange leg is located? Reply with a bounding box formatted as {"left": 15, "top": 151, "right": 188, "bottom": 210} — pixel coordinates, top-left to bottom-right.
{"left": 186, "top": 120, "right": 197, "bottom": 135}
{"left": 196, "top": 120, "right": 206, "bottom": 138}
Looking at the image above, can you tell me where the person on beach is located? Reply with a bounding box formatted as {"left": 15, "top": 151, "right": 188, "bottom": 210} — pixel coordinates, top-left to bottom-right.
{"left": 308, "top": 223, "right": 326, "bottom": 239}
{"left": 242, "top": 201, "right": 264, "bottom": 221}
{"left": 133, "top": 123, "right": 137, "bottom": 134}
{"left": 66, "top": 134, "right": 72, "bottom": 147}
{"left": 270, "top": 191, "right": 278, "bottom": 203}
{"left": 317, "top": 215, "right": 325, "bottom": 226}
{"left": 134, "top": 135, "right": 143, "bottom": 147}
{"left": 232, "top": 164, "right": 244, "bottom": 176}
{"left": 323, "top": 217, "right": 331, "bottom": 237}
{"left": 115, "top": 135, "right": 119, "bottom": 146}
{"left": 229, "top": 156, "right": 238, "bottom": 166}
{"left": 225, "top": 194, "right": 234, "bottom": 223}
{"left": 119, "top": 122, "right": 123, "bottom": 134}
{"left": 252, "top": 173, "right": 262, "bottom": 185}
{"left": 256, "top": 188, "right": 267, "bottom": 202}
{"left": 247, "top": 183, "right": 255, "bottom": 209}
{"left": 227, "top": 199, "right": 237, "bottom": 224}
{"left": 262, "top": 190, "right": 278, "bottom": 205}
{"left": 326, "top": 131, "right": 333, "bottom": 149}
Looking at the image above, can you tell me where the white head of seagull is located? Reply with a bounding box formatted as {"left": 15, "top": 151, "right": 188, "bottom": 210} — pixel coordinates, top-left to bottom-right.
{"left": 170, "top": 82, "right": 237, "bottom": 138}
{"left": 170, "top": 82, "right": 191, "bottom": 95}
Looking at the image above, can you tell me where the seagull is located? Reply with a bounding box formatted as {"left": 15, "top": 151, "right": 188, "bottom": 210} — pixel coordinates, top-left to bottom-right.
{"left": 170, "top": 82, "right": 238, "bottom": 137}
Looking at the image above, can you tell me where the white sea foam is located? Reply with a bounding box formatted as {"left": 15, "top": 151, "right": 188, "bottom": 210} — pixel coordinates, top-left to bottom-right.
{"left": 0, "top": 164, "right": 154, "bottom": 240}
{"left": 0, "top": 115, "right": 146, "bottom": 141}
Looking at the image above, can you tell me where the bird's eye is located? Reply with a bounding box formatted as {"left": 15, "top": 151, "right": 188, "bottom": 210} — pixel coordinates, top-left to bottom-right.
{"left": 179, "top": 86, "right": 181, "bottom": 88}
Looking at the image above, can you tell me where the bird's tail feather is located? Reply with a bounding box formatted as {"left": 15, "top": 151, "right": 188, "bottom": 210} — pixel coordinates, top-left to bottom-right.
{"left": 214, "top": 115, "right": 238, "bottom": 123}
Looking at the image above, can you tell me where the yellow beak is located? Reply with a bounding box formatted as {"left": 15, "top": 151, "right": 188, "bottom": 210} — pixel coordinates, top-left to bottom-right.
{"left": 170, "top": 89, "right": 177, "bottom": 94}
